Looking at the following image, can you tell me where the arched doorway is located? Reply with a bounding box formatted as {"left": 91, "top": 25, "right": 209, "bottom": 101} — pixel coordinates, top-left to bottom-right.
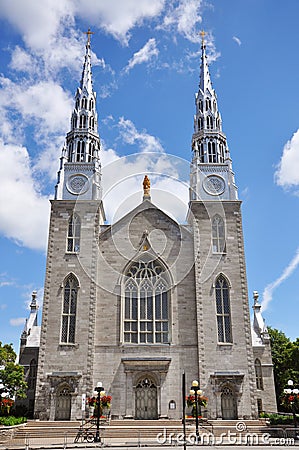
{"left": 221, "top": 386, "right": 237, "bottom": 420}
{"left": 135, "top": 377, "right": 158, "bottom": 419}
{"left": 55, "top": 386, "right": 71, "bottom": 420}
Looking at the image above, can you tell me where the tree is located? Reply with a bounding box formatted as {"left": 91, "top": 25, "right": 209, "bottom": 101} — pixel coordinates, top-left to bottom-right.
{"left": 0, "top": 343, "right": 16, "bottom": 365}
{"left": 268, "top": 328, "right": 299, "bottom": 411}
{"left": 0, "top": 342, "right": 27, "bottom": 400}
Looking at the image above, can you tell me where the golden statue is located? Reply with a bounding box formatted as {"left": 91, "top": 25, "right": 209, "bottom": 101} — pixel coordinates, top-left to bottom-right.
{"left": 143, "top": 175, "right": 150, "bottom": 196}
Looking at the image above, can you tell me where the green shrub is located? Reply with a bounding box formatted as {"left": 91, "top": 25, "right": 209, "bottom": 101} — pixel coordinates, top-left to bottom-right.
{"left": 0, "top": 416, "right": 27, "bottom": 426}
{"left": 260, "top": 412, "right": 298, "bottom": 425}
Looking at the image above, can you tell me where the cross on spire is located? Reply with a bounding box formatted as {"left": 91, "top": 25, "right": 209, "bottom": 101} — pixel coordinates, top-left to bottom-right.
{"left": 199, "top": 30, "right": 206, "bottom": 46}
{"left": 84, "top": 28, "right": 94, "bottom": 45}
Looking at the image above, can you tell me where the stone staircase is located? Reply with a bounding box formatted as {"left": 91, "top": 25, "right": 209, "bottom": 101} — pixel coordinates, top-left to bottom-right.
{"left": 0, "top": 418, "right": 272, "bottom": 447}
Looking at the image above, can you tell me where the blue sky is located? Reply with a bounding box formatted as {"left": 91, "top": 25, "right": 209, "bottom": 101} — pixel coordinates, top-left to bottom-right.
{"left": 0, "top": 0, "right": 299, "bottom": 353}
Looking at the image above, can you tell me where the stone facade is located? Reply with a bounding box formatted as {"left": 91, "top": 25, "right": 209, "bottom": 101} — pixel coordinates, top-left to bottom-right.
{"left": 28, "top": 35, "right": 278, "bottom": 421}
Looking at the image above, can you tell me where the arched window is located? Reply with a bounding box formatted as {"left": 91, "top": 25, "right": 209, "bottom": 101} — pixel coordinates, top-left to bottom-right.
{"left": 81, "top": 97, "right": 87, "bottom": 109}
{"left": 75, "top": 98, "right": 80, "bottom": 110}
{"left": 207, "top": 115, "right": 213, "bottom": 129}
{"left": 208, "top": 141, "right": 217, "bottom": 162}
{"left": 72, "top": 115, "right": 77, "bottom": 129}
{"left": 89, "top": 116, "right": 95, "bottom": 130}
{"left": 61, "top": 274, "right": 78, "bottom": 344}
{"left": 215, "top": 275, "right": 232, "bottom": 343}
{"left": 67, "top": 143, "right": 73, "bottom": 162}
{"left": 67, "top": 214, "right": 81, "bottom": 253}
{"left": 219, "top": 144, "right": 225, "bottom": 163}
{"left": 91, "top": 143, "right": 95, "bottom": 158}
{"left": 123, "top": 260, "right": 169, "bottom": 344}
{"left": 89, "top": 98, "right": 94, "bottom": 111}
{"left": 76, "top": 141, "right": 85, "bottom": 162}
{"left": 198, "top": 117, "right": 203, "bottom": 130}
{"left": 255, "top": 358, "right": 264, "bottom": 390}
{"left": 205, "top": 98, "right": 211, "bottom": 111}
{"left": 199, "top": 143, "right": 204, "bottom": 162}
{"left": 86, "top": 143, "right": 92, "bottom": 162}
{"left": 212, "top": 215, "right": 225, "bottom": 253}
{"left": 198, "top": 99, "right": 203, "bottom": 112}
{"left": 79, "top": 114, "right": 86, "bottom": 129}
{"left": 28, "top": 358, "right": 37, "bottom": 390}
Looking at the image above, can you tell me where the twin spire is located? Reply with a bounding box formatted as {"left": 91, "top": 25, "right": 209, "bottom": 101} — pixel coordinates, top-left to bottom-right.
{"left": 55, "top": 29, "right": 237, "bottom": 203}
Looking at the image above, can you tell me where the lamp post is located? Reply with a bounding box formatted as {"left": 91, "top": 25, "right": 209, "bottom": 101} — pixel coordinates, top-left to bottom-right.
{"left": 190, "top": 380, "right": 202, "bottom": 443}
{"left": 284, "top": 380, "right": 298, "bottom": 439}
{"left": 94, "top": 382, "right": 104, "bottom": 443}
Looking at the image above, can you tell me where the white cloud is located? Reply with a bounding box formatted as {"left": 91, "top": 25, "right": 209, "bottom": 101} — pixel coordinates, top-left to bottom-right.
{"left": 261, "top": 247, "right": 299, "bottom": 311}
{"left": 275, "top": 129, "right": 299, "bottom": 188}
{"left": 125, "top": 38, "right": 159, "bottom": 72}
{"left": 0, "top": 0, "right": 73, "bottom": 51}
{"left": 0, "top": 75, "right": 72, "bottom": 181}
{"left": 75, "top": 0, "right": 165, "bottom": 45}
{"left": 102, "top": 151, "right": 189, "bottom": 224}
{"left": 160, "top": 0, "right": 203, "bottom": 43}
{"left": 118, "top": 117, "right": 164, "bottom": 153}
{"left": 233, "top": 36, "right": 241, "bottom": 46}
{"left": 0, "top": 140, "right": 50, "bottom": 250}
{"left": 0, "top": 0, "right": 165, "bottom": 48}
{"left": 0, "top": 76, "right": 72, "bottom": 141}
{"left": 15, "top": 82, "right": 72, "bottom": 134}
{"left": 10, "top": 317, "right": 26, "bottom": 327}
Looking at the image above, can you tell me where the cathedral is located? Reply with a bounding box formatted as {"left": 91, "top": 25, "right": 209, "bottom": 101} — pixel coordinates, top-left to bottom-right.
{"left": 19, "top": 33, "right": 277, "bottom": 421}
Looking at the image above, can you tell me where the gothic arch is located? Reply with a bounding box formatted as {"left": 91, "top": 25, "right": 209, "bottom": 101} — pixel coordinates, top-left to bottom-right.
{"left": 220, "top": 383, "right": 238, "bottom": 420}
{"left": 67, "top": 214, "right": 81, "bottom": 253}
{"left": 55, "top": 383, "right": 72, "bottom": 421}
{"left": 134, "top": 374, "right": 158, "bottom": 420}
{"left": 213, "top": 273, "right": 232, "bottom": 343}
{"left": 212, "top": 272, "right": 231, "bottom": 289}
{"left": 121, "top": 255, "right": 171, "bottom": 344}
{"left": 60, "top": 273, "right": 79, "bottom": 344}
{"left": 61, "top": 272, "right": 81, "bottom": 289}
{"left": 28, "top": 358, "right": 37, "bottom": 390}
{"left": 254, "top": 358, "right": 264, "bottom": 390}
{"left": 211, "top": 214, "right": 226, "bottom": 253}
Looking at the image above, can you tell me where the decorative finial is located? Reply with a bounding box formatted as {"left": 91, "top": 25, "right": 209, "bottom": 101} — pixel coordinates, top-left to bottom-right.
{"left": 253, "top": 291, "right": 261, "bottom": 309}
{"left": 143, "top": 175, "right": 151, "bottom": 197}
{"left": 199, "top": 30, "right": 206, "bottom": 47}
{"left": 84, "top": 28, "right": 94, "bottom": 45}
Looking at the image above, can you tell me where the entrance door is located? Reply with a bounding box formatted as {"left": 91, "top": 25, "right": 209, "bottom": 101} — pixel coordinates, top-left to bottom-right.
{"left": 221, "top": 386, "right": 237, "bottom": 420}
{"left": 55, "top": 386, "right": 71, "bottom": 420}
{"left": 135, "top": 378, "right": 158, "bottom": 419}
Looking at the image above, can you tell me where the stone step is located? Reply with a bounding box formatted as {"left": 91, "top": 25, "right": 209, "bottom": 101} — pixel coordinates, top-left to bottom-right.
{"left": 6, "top": 418, "right": 271, "bottom": 447}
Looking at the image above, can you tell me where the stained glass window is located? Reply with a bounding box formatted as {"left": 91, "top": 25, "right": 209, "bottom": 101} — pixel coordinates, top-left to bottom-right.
{"left": 124, "top": 260, "right": 169, "bottom": 344}
{"left": 215, "top": 275, "right": 232, "bottom": 343}
{"left": 67, "top": 214, "right": 81, "bottom": 253}
{"left": 61, "top": 274, "right": 78, "bottom": 344}
{"left": 212, "top": 215, "right": 226, "bottom": 253}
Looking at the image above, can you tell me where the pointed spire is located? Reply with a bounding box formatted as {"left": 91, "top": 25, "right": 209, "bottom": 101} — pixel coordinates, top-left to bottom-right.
{"left": 199, "top": 31, "right": 213, "bottom": 94}
{"left": 252, "top": 291, "right": 270, "bottom": 344}
{"left": 30, "top": 290, "right": 38, "bottom": 311}
{"left": 189, "top": 31, "right": 238, "bottom": 202}
{"left": 55, "top": 29, "right": 103, "bottom": 203}
{"left": 80, "top": 29, "right": 94, "bottom": 94}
